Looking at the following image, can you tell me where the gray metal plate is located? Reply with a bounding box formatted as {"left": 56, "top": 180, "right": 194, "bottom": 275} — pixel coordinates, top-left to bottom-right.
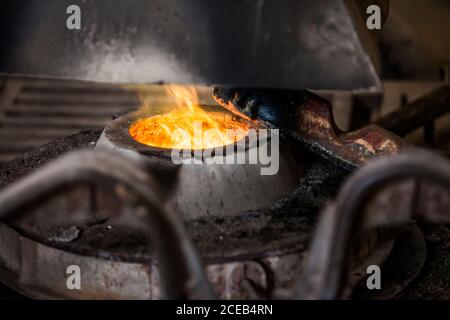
{"left": 0, "top": 0, "right": 381, "bottom": 91}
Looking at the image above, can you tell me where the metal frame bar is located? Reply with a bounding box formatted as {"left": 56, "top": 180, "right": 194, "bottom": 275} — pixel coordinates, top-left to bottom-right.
{"left": 0, "top": 149, "right": 215, "bottom": 299}
{"left": 291, "top": 150, "right": 450, "bottom": 299}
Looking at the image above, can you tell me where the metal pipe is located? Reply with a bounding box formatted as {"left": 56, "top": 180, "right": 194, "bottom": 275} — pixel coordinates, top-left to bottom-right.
{"left": 376, "top": 86, "right": 450, "bottom": 136}
{"left": 0, "top": 149, "right": 215, "bottom": 300}
{"left": 291, "top": 150, "right": 450, "bottom": 300}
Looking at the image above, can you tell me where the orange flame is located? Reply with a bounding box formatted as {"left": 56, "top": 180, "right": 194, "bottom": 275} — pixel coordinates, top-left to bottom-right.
{"left": 129, "top": 85, "right": 250, "bottom": 150}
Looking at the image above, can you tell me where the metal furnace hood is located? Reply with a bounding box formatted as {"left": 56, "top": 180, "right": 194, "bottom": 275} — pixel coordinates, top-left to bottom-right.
{"left": 0, "top": 0, "right": 386, "bottom": 92}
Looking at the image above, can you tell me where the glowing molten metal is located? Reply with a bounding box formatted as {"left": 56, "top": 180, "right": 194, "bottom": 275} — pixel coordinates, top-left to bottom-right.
{"left": 129, "top": 85, "right": 250, "bottom": 150}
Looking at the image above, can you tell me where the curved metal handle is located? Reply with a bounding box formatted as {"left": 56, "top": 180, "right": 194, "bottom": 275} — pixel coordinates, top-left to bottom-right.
{"left": 0, "top": 149, "right": 215, "bottom": 300}
{"left": 289, "top": 150, "right": 450, "bottom": 300}
{"left": 3, "top": 148, "right": 447, "bottom": 300}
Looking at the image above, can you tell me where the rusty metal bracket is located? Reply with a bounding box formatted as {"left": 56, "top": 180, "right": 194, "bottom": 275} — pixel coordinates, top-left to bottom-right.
{"left": 0, "top": 149, "right": 215, "bottom": 300}
{"left": 287, "top": 150, "right": 450, "bottom": 300}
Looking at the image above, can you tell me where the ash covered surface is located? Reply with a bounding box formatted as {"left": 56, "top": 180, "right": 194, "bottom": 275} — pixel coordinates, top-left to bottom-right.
{"left": 1, "top": 130, "right": 448, "bottom": 299}
{"left": 0, "top": 129, "right": 102, "bottom": 188}
{"left": 0, "top": 130, "right": 350, "bottom": 263}
{"left": 187, "top": 157, "right": 349, "bottom": 262}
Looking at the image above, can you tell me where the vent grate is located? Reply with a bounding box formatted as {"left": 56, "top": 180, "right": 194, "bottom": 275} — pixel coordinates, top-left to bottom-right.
{"left": 0, "top": 77, "right": 139, "bottom": 165}
{"left": 0, "top": 76, "right": 216, "bottom": 166}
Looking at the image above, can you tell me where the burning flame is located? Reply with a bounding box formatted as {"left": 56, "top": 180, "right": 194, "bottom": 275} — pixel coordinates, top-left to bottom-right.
{"left": 129, "top": 85, "right": 251, "bottom": 150}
